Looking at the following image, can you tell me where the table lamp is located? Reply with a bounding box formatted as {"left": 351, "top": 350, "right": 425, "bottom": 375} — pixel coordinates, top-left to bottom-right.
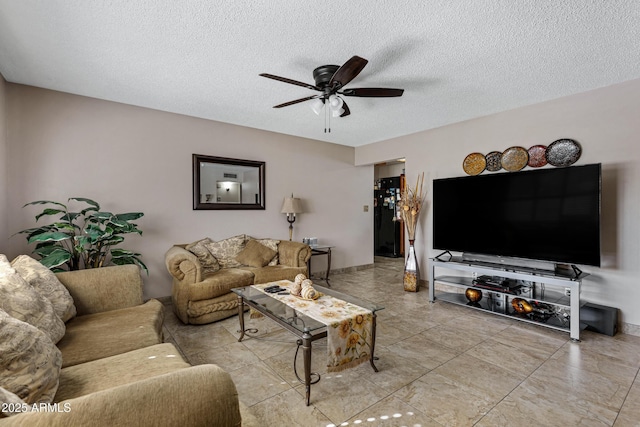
{"left": 281, "top": 195, "right": 303, "bottom": 241}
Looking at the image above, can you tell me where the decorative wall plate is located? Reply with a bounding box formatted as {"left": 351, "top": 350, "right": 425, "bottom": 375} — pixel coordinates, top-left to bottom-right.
{"left": 527, "top": 145, "right": 547, "bottom": 168}
{"left": 462, "top": 152, "right": 486, "bottom": 175}
{"left": 501, "top": 146, "right": 529, "bottom": 172}
{"left": 546, "top": 139, "right": 582, "bottom": 167}
{"left": 485, "top": 151, "right": 502, "bottom": 172}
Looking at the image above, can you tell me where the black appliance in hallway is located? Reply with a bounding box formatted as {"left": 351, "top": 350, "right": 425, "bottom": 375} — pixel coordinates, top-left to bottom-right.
{"left": 374, "top": 176, "right": 404, "bottom": 257}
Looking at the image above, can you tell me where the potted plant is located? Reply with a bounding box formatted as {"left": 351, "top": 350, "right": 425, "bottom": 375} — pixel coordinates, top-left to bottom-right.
{"left": 15, "top": 197, "right": 147, "bottom": 273}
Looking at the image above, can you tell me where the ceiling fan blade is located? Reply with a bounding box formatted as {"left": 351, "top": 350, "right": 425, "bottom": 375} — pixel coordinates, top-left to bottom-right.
{"left": 329, "top": 56, "right": 368, "bottom": 88}
{"left": 272, "top": 95, "right": 320, "bottom": 108}
{"left": 340, "top": 88, "right": 404, "bottom": 97}
{"left": 340, "top": 100, "right": 351, "bottom": 117}
{"left": 259, "top": 73, "right": 321, "bottom": 91}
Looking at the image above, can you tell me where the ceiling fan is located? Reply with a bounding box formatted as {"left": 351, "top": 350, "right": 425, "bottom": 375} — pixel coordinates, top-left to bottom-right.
{"left": 259, "top": 56, "right": 403, "bottom": 130}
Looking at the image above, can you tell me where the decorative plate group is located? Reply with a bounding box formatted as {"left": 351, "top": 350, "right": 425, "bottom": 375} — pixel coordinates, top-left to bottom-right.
{"left": 462, "top": 139, "right": 582, "bottom": 176}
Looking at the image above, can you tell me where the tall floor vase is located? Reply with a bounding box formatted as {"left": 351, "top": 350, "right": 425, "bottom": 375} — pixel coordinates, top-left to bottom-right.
{"left": 403, "top": 240, "right": 419, "bottom": 292}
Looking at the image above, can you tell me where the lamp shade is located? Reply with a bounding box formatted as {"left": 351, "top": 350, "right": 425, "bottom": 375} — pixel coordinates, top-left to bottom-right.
{"left": 281, "top": 197, "right": 303, "bottom": 214}
{"left": 310, "top": 99, "right": 324, "bottom": 115}
{"left": 328, "top": 95, "right": 343, "bottom": 110}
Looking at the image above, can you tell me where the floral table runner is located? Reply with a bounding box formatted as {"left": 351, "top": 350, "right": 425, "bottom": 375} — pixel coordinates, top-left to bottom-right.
{"left": 252, "top": 281, "right": 373, "bottom": 372}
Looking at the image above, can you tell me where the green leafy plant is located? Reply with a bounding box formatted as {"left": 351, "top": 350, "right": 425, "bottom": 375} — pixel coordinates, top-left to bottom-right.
{"left": 16, "top": 197, "right": 147, "bottom": 273}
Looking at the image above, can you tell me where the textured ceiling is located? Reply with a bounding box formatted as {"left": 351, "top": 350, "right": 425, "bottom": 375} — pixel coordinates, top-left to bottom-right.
{"left": 1, "top": 1, "right": 639, "bottom": 147}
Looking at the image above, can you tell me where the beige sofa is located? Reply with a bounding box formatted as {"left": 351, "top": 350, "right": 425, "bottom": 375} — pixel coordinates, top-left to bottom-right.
{"left": 165, "top": 236, "right": 312, "bottom": 324}
{"left": 0, "top": 262, "right": 243, "bottom": 427}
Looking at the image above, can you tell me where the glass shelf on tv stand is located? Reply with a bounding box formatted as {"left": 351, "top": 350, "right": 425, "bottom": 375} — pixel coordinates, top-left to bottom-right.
{"left": 428, "top": 257, "right": 587, "bottom": 341}
{"left": 435, "top": 255, "right": 588, "bottom": 281}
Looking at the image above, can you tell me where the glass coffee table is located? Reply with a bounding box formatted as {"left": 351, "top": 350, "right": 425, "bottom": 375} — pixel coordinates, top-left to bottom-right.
{"left": 231, "top": 283, "right": 384, "bottom": 406}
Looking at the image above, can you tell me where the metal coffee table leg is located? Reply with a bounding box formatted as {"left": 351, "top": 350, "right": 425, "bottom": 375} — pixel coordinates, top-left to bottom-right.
{"left": 302, "top": 329, "right": 312, "bottom": 406}
{"left": 370, "top": 312, "right": 379, "bottom": 372}
{"left": 236, "top": 295, "right": 246, "bottom": 341}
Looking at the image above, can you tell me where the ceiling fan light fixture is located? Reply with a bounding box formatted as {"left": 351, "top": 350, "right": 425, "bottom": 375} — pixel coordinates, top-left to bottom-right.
{"left": 310, "top": 98, "right": 324, "bottom": 115}
{"left": 332, "top": 108, "right": 345, "bottom": 117}
{"left": 328, "top": 95, "right": 343, "bottom": 110}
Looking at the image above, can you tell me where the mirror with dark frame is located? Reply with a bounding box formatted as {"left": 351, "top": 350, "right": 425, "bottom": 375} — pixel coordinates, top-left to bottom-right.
{"left": 193, "top": 154, "right": 265, "bottom": 210}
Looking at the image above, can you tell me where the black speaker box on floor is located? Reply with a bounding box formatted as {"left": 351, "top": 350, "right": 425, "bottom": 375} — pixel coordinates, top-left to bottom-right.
{"left": 580, "top": 303, "right": 618, "bottom": 336}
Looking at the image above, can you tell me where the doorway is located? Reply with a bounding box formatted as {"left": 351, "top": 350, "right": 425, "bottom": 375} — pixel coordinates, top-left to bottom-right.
{"left": 374, "top": 159, "right": 406, "bottom": 260}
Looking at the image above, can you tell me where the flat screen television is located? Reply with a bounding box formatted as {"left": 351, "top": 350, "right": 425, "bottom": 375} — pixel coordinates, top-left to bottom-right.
{"left": 432, "top": 163, "right": 601, "bottom": 267}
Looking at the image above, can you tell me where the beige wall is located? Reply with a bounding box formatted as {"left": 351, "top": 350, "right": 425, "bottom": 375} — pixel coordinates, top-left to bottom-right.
{"left": 0, "top": 74, "right": 7, "bottom": 248}
{"left": 356, "top": 78, "right": 640, "bottom": 330}
{"left": 3, "top": 84, "right": 374, "bottom": 298}
{"left": 6, "top": 77, "right": 640, "bottom": 329}
{"left": 374, "top": 162, "right": 405, "bottom": 180}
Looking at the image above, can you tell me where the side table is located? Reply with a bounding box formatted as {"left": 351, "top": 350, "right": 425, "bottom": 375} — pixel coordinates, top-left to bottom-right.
{"left": 307, "top": 246, "right": 333, "bottom": 286}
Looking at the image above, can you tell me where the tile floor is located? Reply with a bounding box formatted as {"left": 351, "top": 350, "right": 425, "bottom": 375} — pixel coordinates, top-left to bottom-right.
{"left": 162, "top": 257, "right": 640, "bottom": 426}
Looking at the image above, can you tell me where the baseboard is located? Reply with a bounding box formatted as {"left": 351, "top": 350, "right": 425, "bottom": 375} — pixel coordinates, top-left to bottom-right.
{"left": 621, "top": 322, "right": 640, "bottom": 337}
{"left": 317, "top": 263, "right": 375, "bottom": 276}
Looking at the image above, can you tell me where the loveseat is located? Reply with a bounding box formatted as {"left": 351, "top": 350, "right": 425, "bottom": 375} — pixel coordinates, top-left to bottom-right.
{"left": 165, "top": 235, "right": 312, "bottom": 324}
{"left": 0, "top": 255, "right": 243, "bottom": 426}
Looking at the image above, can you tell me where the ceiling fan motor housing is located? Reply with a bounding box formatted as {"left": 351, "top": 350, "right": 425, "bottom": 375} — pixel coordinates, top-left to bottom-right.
{"left": 313, "top": 65, "right": 340, "bottom": 89}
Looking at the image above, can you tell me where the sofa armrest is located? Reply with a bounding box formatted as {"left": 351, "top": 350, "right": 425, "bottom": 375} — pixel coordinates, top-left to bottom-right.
{"left": 55, "top": 265, "right": 144, "bottom": 316}
{"left": 165, "top": 245, "right": 202, "bottom": 284}
{"left": 165, "top": 245, "right": 203, "bottom": 324}
{"left": 277, "top": 241, "right": 312, "bottom": 267}
{"left": 0, "top": 365, "right": 241, "bottom": 427}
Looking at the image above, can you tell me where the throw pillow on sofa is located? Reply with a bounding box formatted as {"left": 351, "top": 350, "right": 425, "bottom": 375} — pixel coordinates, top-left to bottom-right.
{"left": 205, "top": 234, "right": 247, "bottom": 269}
{"left": 11, "top": 255, "right": 77, "bottom": 322}
{"left": 185, "top": 237, "right": 220, "bottom": 275}
{"left": 236, "top": 239, "right": 278, "bottom": 268}
{"left": 0, "top": 308, "right": 62, "bottom": 406}
{"left": 0, "top": 255, "right": 65, "bottom": 343}
{"left": 0, "top": 386, "right": 27, "bottom": 417}
{"left": 253, "top": 238, "right": 280, "bottom": 266}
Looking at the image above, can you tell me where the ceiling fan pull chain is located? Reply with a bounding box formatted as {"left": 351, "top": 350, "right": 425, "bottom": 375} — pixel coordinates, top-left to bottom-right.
{"left": 325, "top": 100, "right": 330, "bottom": 133}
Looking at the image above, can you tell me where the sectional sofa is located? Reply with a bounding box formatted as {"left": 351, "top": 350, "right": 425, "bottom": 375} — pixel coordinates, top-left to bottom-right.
{"left": 0, "top": 256, "right": 244, "bottom": 426}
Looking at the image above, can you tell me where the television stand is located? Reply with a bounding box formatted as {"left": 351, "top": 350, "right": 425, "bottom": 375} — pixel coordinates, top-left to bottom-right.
{"left": 428, "top": 257, "right": 587, "bottom": 341}
{"left": 570, "top": 264, "right": 583, "bottom": 278}
{"left": 434, "top": 250, "right": 452, "bottom": 262}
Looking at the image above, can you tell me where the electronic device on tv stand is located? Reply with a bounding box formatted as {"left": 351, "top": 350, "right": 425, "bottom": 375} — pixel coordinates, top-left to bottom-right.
{"left": 472, "top": 276, "right": 523, "bottom": 294}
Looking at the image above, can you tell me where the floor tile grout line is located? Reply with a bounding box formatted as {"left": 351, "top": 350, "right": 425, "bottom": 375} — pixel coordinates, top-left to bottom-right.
{"left": 471, "top": 338, "right": 577, "bottom": 426}
{"left": 611, "top": 366, "right": 640, "bottom": 426}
